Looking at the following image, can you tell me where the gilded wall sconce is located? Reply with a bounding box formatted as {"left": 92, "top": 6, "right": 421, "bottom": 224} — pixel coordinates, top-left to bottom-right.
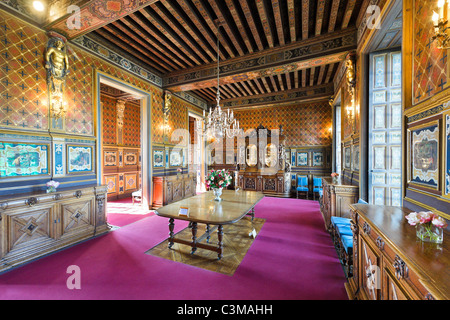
{"left": 432, "top": 0, "right": 450, "bottom": 49}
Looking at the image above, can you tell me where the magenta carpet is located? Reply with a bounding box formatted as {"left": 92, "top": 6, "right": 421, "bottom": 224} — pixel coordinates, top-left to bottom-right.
{"left": 106, "top": 197, "right": 154, "bottom": 227}
{"left": 0, "top": 197, "right": 348, "bottom": 300}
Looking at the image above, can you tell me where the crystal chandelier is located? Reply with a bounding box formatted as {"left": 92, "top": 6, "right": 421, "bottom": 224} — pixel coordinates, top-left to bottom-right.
{"left": 203, "top": 25, "right": 240, "bottom": 140}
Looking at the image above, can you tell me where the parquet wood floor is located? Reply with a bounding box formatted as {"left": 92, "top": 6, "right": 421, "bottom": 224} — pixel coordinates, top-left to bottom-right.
{"left": 146, "top": 216, "right": 265, "bottom": 276}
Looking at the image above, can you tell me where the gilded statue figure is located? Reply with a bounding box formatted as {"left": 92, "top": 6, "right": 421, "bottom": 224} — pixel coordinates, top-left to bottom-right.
{"left": 346, "top": 55, "right": 356, "bottom": 94}
{"left": 45, "top": 38, "right": 70, "bottom": 93}
{"left": 163, "top": 91, "right": 172, "bottom": 121}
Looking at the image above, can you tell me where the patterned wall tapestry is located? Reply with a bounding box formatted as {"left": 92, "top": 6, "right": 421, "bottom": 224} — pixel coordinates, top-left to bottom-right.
{"left": 0, "top": 11, "right": 48, "bottom": 131}
{"left": 123, "top": 103, "right": 141, "bottom": 147}
{"left": 234, "top": 101, "right": 332, "bottom": 146}
{"left": 101, "top": 95, "right": 141, "bottom": 147}
{"left": 101, "top": 95, "right": 117, "bottom": 145}
{"left": 151, "top": 87, "right": 165, "bottom": 144}
{"left": 413, "top": 0, "right": 448, "bottom": 106}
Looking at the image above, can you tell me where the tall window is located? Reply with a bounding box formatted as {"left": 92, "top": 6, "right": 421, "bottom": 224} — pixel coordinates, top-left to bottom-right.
{"left": 368, "top": 50, "right": 402, "bottom": 206}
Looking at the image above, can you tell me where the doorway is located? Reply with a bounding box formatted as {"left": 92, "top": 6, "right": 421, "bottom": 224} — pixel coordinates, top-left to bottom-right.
{"left": 188, "top": 112, "right": 206, "bottom": 193}
{"left": 95, "top": 71, "right": 152, "bottom": 210}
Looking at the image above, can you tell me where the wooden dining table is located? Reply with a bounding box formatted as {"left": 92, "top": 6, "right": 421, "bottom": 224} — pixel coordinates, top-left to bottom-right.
{"left": 155, "top": 189, "right": 264, "bottom": 260}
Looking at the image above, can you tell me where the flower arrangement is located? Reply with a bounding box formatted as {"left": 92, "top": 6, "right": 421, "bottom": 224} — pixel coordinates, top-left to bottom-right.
{"left": 405, "top": 211, "right": 447, "bottom": 243}
{"left": 331, "top": 172, "right": 339, "bottom": 177}
{"left": 46, "top": 180, "right": 60, "bottom": 193}
{"left": 206, "top": 169, "right": 232, "bottom": 189}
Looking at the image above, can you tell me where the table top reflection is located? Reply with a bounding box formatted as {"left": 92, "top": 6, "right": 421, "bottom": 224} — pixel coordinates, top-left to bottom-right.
{"left": 155, "top": 190, "right": 264, "bottom": 225}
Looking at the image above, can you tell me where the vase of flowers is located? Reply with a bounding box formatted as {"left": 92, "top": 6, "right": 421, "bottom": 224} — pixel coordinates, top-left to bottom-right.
{"left": 405, "top": 211, "right": 447, "bottom": 244}
{"left": 46, "top": 180, "right": 60, "bottom": 193}
{"left": 206, "top": 169, "right": 232, "bottom": 201}
{"left": 331, "top": 172, "right": 339, "bottom": 183}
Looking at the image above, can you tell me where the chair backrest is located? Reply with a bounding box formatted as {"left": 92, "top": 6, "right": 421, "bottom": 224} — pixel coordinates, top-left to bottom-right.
{"left": 297, "top": 176, "right": 308, "bottom": 187}
{"left": 313, "top": 177, "right": 322, "bottom": 187}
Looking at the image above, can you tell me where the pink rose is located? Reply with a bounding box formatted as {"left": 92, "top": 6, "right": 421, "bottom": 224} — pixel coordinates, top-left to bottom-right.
{"left": 405, "top": 212, "right": 420, "bottom": 226}
{"left": 419, "top": 211, "right": 433, "bottom": 224}
{"left": 432, "top": 215, "right": 448, "bottom": 228}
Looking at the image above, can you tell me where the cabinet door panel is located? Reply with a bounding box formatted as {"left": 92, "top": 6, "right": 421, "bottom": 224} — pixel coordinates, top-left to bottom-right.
{"left": 360, "top": 237, "right": 381, "bottom": 300}
{"left": 60, "top": 199, "right": 94, "bottom": 238}
{"left": 384, "top": 268, "right": 410, "bottom": 300}
{"left": 6, "top": 206, "right": 54, "bottom": 253}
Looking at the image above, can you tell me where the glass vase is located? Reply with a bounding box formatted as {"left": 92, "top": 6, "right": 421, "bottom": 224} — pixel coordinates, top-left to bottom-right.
{"left": 46, "top": 187, "right": 56, "bottom": 193}
{"left": 212, "top": 187, "right": 223, "bottom": 201}
{"left": 416, "top": 224, "right": 444, "bottom": 244}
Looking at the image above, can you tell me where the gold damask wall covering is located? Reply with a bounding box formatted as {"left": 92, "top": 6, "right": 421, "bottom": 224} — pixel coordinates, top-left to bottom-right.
{"left": 234, "top": 101, "right": 332, "bottom": 147}
{"left": 0, "top": 10, "right": 202, "bottom": 195}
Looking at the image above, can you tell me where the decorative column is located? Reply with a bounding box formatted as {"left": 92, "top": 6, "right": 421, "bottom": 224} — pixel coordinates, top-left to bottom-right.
{"left": 163, "top": 90, "right": 172, "bottom": 143}
{"left": 116, "top": 99, "right": 126, "bottom": 145}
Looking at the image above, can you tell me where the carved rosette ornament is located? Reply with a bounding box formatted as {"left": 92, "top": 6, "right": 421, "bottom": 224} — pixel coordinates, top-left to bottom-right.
{"left": 363, "top": 221, "right": 371, "bottom": 235}
{"left": 376, "top": 236, "right": 385, "bottom": 250}
{"left": 26, "top": 197, "right": 38, "bottom": 207}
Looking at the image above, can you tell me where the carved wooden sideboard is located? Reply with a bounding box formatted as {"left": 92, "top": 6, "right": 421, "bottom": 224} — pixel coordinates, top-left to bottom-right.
{"left": 346, "top": 204, "right": 449, "bottom": 300}
{"left": 152, "top": 173, "right": 196, "bottom": 209}
{"left": 237, "top": 171, "right": 291, "bottom": 197}
{"left": 235, "top": 124, "right": 291, "bottom": 197}
{"left": 0, "top": 185, "right": 108, "bottom": 273}
{"left": 321, "top": 177, "right": 359, "bottom": 231}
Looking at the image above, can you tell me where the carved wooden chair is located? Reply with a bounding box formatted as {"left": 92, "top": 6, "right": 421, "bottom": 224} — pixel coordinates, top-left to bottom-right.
{"left": 296, "top": 176, "right": 309, "bottom": 199}
{"left": 312, "top": 177, "right": 323, "bottom": 201}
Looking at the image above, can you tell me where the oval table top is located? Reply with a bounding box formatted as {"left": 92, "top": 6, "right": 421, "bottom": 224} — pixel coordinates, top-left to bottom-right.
{"left": 155, "top": 189, "right": 264, "bottom": 225}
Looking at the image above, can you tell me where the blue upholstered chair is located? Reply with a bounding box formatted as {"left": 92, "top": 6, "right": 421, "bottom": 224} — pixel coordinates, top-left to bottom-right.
{"left": 340, "top": 235, "right": 354, "bottom": 277}
{"left": 296, "top": 176, "right": 308, "bottom": 199}
{"left": 313, "top": 177, "right": 323, "bottom": 201}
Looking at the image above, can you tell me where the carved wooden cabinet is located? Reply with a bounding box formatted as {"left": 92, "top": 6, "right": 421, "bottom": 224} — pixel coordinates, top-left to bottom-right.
{"left": 234, "top": 125, "right": 291, "bottom": 197}
{"left": 152, "top": 173, "right": 196, "bottom": 209}
{"left": 346, "top": 204, "right": 450, "bottom": 300}
{"left": 237, "top": 171, "right": 291, "bottom": 197}
{"left": 321, "top": 177, "right": 359, "bottom": 231}
{"left": 0, "top": 185, "right": 108, "bottom": 273}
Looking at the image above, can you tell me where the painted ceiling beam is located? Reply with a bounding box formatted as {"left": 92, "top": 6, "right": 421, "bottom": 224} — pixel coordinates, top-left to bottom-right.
{"left": 164, "top": 28, "right": 356, "bottom": 91}
{"left": 44, "top": 0, "right": 159, "bottom": 40}
{"left": 218, "top": 83, "right": 334, "bottom": 110}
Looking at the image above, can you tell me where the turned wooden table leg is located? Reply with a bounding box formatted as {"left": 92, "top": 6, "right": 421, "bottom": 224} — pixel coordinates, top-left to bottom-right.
{"left": 191, "top": 222, "right": 198, "bottom": 254}
{"left": 217, "top": 224, "right": 223, "bottom": 260}
{"left": 206, "top": 224, "right": 211, "bottom": 243}
{"left": 168, "top": 218, "right": 175, "bottom": 249}
{"left": 250, "top": 207, "right": 255, "bottom": 221}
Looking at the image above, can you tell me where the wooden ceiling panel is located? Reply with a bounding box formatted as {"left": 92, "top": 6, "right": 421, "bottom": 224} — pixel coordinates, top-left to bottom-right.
{"left": 82, "top": 0, "right": 363, "bottom": 108}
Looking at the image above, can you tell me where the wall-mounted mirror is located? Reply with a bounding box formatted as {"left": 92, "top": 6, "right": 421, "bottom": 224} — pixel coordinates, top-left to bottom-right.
{"left": 246, "top": 144, "right": 257, "bottom": 167}
{"left": 264, "top": 143, "right": 278, "bottom": 167}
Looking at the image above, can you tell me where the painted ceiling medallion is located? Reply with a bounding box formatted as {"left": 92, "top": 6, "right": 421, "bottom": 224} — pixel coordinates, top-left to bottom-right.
{"left": 89, "top": 0, "right": 139, "bottom": 19}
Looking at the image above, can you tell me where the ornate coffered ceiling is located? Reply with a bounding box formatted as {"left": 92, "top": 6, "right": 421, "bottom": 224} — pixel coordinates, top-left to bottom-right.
{"left": 3, "top": 0, "right": 369, "bottom": 108}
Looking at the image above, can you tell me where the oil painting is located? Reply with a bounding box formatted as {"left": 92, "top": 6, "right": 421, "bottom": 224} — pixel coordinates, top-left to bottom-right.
{"left": 0, "top": 142, "right": 49, "bottom": 177}
{"left": 411, "top": 124, "right": 438, "bottom": 188}
{"left": 68, "top": 145, "right": 93, "bottom": 174}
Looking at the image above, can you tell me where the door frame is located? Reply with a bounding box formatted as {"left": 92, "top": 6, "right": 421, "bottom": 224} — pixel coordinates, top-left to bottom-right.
{"left": 94, "top": 70, "right": 153, "bottom": 209}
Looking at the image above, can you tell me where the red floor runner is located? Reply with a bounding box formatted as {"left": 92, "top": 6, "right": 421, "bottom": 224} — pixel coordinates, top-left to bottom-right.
{"left": 0, "top": 197, "right": 348, "bottom": 300}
